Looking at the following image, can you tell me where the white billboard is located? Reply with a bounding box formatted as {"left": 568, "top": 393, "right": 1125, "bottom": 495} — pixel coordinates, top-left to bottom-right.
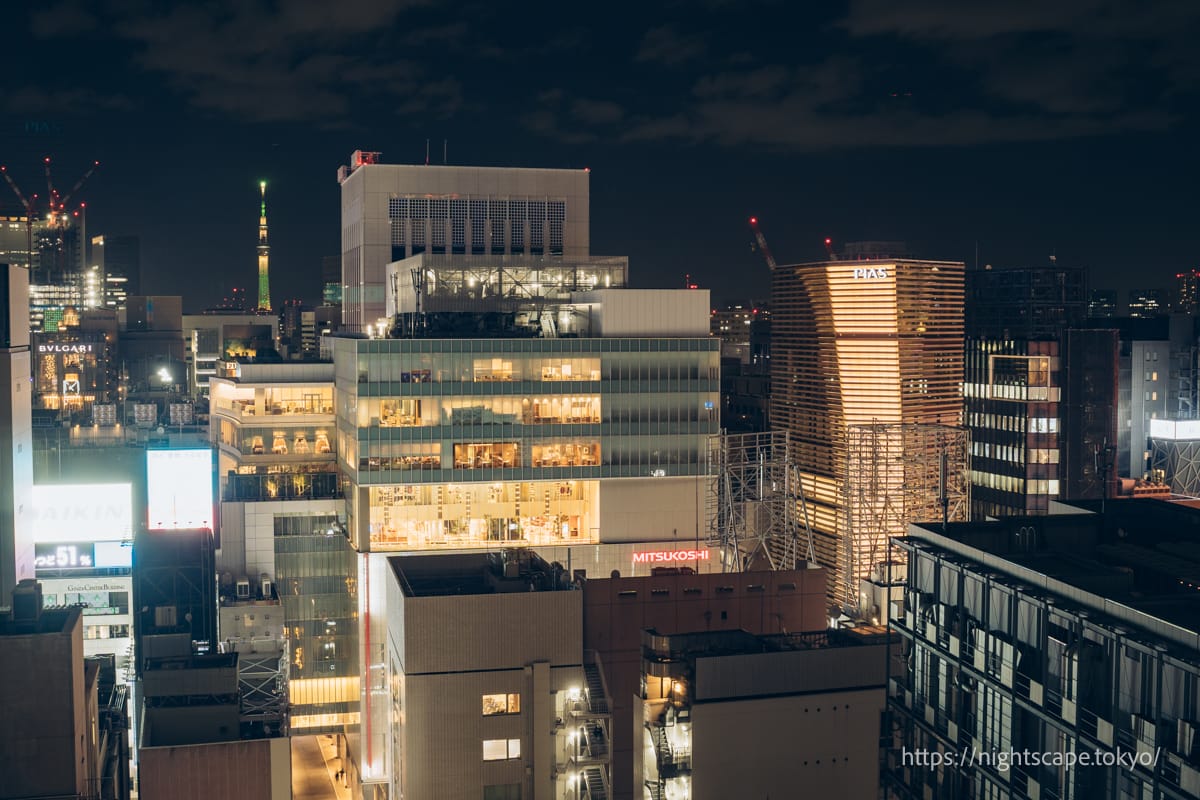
{"left": 31, "top": 483, "right": 133, "bottom": 543}
{"left": 146, "top": 448, "right": 214, "bottom": 530}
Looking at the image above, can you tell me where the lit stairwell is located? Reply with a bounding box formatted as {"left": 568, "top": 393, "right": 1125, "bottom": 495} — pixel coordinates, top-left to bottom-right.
{"left": 584, "top": 661, "right": 608, "bottom": 714}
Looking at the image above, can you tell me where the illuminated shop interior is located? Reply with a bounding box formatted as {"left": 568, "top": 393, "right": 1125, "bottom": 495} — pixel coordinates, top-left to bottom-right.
{"left": 368, "top": 479, "right": 598, "bottom": 549}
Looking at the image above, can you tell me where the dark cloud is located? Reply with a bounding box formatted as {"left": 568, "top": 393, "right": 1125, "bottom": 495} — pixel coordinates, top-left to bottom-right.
{"left": 570, "top": 98, "right": 624, "bottom": 125}
{"left": 524, "top": 0, "right": 1198, "bottom": 151}
{"left": 22, "top": 0, "right": 459, "bottom": 125}
{"left": 636, "top": 25, "right": 708, "bottom": 66}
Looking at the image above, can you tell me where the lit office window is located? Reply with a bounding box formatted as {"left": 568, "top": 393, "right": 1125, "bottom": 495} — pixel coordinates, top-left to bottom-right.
{"left": 483, "top": 738, "right": 521, "bottom": 761}
{"left": 482, "top": 693, "right": 521, "bottom": 716}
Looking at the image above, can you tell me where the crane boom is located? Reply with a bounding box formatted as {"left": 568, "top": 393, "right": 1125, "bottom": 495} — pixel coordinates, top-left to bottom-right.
{"left": 60, "top": 160, "right": 100, "bottom": 208}
{"left": 748, "top": 216, "right": 778, "bottom": 271}
{"left": 1, "top": 165, "right": 35, "bottom": 214}
{"left": 44, "top": 157, "right": 57, "bottom": 209}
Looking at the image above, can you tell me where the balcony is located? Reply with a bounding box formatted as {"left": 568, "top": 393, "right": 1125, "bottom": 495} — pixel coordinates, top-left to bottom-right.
{"left": 221, "top": 472, "right": 342, "bottom": 502}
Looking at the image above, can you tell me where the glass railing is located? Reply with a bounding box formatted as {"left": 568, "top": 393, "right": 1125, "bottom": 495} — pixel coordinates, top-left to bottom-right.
{"left": 222, "top": 472, "right": 343, "bottom": 501}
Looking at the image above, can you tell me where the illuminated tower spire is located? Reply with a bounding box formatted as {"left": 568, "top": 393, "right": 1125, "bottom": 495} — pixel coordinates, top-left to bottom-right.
{"left": 257, "top": 180, "right": 271, "bottom": 312}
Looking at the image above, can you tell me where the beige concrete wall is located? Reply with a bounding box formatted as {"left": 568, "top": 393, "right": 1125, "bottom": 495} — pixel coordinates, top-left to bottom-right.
{"left": 574, "top": 289, "right": 711, "bottom": 337}
{"left": 139, "top": 738, "right": 288, "bottom": 800}
{"left": 597, "top": 477, "right": 705, "bottom": 544}
{"left": 399, "top": 590, "right": 582, "bottom": 675}
{"left": 691, "top": 687, "right": 885, "bottom": 800}
{"left": 402, "top": 665, "right": 580, "bottom": 800}
{"left": 582, "top": 568, "right": 828, "bottom": 800}
{"left": 0, "top": 613, "right": 85, "bottom": 798}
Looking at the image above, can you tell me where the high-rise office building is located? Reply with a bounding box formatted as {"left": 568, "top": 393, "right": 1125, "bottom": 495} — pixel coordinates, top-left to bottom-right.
{"left": 1088, "top": 288, "right": 1118, "bottom": 318}
{"left": 966, "top": 263, "right": 1087, "bottom": 339}
{"left": 92, "top": 234, "right": 140, "bottom": 312}
{"left": 770, "top": 255, "right": 968, "bottom": 606}
{"left": 1, "top": 264, "right": 35, "bottom": 602}
{"left": 0, "top": 215, "right": 43, "bottom": 272}
{"left": 322, "top": 254, "right": 341, "bottom": 305}
{"left": 1129, "top": 288, "right": 1167, "bottom": 318}
{"left": 337, "top": 151, "right": 591, "bottom": 332}
{"left": 963, "top": 330, "right": 1119, "bottom": 519}
{"left": 1177, "top": 269, "right": 1200, "bottom": 315}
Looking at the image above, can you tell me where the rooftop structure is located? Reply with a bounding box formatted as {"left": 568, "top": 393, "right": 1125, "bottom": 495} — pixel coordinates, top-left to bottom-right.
{"left": 637, "top": 625, "right": 890, "bottom": 800}
{"left": 338, "top": 153, "right": 592, "bottom": 332}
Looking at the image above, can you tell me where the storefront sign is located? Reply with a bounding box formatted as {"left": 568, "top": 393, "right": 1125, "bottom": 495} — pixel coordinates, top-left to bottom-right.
{"left": 39, "top": 343, "right": 94, "bottom": 354}
{"left": 632, "top": 548, "right": 710, "bottom": 564}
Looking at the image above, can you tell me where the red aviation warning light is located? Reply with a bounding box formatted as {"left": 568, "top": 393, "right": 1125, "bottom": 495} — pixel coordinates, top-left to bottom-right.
{"left": 748, "top": 216, "right": 778, "bottom": 271}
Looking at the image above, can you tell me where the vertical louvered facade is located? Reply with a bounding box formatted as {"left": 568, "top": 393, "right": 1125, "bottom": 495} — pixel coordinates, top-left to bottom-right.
{"left": 770, "top": 260, "right": 966, "bottom": 605}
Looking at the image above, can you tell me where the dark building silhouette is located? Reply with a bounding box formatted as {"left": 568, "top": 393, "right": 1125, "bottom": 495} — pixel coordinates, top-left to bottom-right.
{"left": 966, "top": 263, "right": 1087, "bottom": 339}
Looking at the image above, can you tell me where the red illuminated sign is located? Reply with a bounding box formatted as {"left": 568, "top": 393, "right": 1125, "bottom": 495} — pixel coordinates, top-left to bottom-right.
{"left": 632, "top": 549, "right": 710, "bottom": 564}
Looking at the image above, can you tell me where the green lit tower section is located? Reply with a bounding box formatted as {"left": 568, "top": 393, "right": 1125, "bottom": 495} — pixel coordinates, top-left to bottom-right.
{"left": 257, "top": 180, "right": 271, "bottom": 312}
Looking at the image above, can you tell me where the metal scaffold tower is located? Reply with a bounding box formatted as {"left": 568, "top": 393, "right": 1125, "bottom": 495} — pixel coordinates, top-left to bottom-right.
{"left": 842, "top": 422, "right": 970, "bottom": 606}
{"left": 706, "top": 430, "right": 815, "bottom": 571}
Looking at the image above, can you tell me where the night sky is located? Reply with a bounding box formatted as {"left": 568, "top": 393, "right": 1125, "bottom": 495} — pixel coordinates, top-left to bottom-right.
{"left": 3, "top": 0, "right": 1198, "bottom": 311}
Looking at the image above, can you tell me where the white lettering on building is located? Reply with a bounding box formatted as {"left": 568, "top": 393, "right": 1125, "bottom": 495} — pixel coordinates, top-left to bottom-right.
{"left": 632, "top": 549, "right": 710, "bottom": 564}
{"left": 39, "top": 344, "right": 94, "bottom": 354}
{"left": 852, "top": 267, "right": 889, "bottom": 280}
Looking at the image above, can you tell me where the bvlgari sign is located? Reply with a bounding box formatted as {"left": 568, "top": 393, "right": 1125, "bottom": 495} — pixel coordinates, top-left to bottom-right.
{"left": 39, "top": 343, "right": 94, "bottom": 354}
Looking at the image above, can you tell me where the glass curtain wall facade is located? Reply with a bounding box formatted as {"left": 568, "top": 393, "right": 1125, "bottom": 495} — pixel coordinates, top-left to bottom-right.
{"left": 770, "top": 259, "right": 965, "bottom": 606}
{"left": 275, "top": 516, "right": 360, "bottom": 733}
{"left": 334, "top": 337, "right": 719, "bottom": 552}
{"left": 964, "top": 338, "right": 1062, "bottom": 518}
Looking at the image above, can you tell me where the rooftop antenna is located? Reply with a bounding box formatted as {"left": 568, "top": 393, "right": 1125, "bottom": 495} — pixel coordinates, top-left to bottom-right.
{"left": 443, "top": 139, "right": 448, "bottom": 165}
{"left": 425, "top": 139, "right": 430, "bottom": 166}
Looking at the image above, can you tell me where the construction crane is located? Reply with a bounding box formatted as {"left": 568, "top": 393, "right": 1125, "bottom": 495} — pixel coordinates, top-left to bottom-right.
{"left": 0, "top": 165, "right": 39, "bottom": 270}
{"left": 44, "top": 157, "right": 99, "bottom": 231}
{"left": 748, "top": 216, "right": 778, "bottom": 271}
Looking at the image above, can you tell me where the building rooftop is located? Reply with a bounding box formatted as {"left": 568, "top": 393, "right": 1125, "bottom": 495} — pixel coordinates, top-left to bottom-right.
{"left": 0, "top": 602, "right": 79, "bottom": 637}
{"left": 389, "top": 549, "right": 575, "bottom": 597}
{"left": 905, "top": 498, "right": 1200, "bottom": 644}
{"left": 642, "top": 626, "right": 892, "bottom": 662}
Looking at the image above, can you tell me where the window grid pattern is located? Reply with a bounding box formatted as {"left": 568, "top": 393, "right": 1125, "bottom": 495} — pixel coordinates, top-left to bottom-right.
{"left": 469, "top": 200, "right": 487, "bottom": 253}
{"left": 548, "top": 201, "right": 565, "bottom": 255}
{"left": 508, "top": 200, "right": 526, "bottom": 252}
{"left": 529, "top": 201, "right": 545, "bottom": 254}
{"left": 388, "top": 198, "right": 407, "bottom": 247}
{"left": 386, "top": 196, "right": 568, "bottom": 258}
{"left": 430, "top": 199, "right": 448, "bottom": 252}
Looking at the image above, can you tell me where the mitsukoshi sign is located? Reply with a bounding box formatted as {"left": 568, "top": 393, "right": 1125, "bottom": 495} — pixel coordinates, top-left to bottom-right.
{"left": 632, "top": 548, "right": 710, "bottom": 564}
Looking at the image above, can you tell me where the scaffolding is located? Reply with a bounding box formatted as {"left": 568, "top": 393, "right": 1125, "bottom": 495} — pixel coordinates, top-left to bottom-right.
{"left": 705, "top": 431, "right": 814, "bottom": 572}
{"left": 842, "top": 423, "right": 970, "bottom": 608}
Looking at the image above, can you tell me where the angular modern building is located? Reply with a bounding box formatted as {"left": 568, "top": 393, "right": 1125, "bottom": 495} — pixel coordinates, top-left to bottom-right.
{"left": 337, "top": 151, "right": 591, "bottom": 332}
{"left": 770, "top": 255, "right": 968, "bottom": 607}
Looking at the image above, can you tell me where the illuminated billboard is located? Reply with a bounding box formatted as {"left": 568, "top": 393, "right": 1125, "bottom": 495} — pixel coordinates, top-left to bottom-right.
{"left": 31, "top": 483, "right": 133, "bottom": 543}
{"left": 146, "top": 448, "right": 214, "bottom": 530}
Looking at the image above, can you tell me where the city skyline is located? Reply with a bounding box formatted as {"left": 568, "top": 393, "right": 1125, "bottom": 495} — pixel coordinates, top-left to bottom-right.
{"left": 2, "top": 1, "right": 1199, "bottom": 309}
